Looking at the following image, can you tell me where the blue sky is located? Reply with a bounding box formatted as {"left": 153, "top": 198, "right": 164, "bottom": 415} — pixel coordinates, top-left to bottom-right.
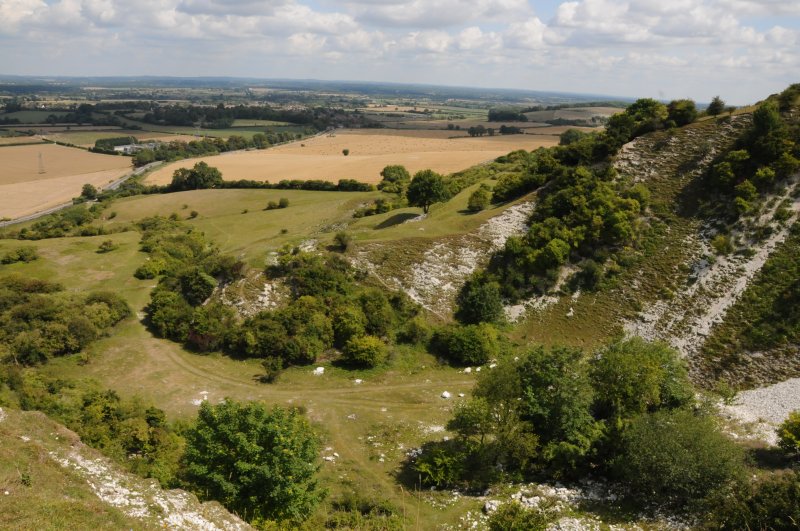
{"left": 1, "top": 0, "right": 798, "bottom": 104}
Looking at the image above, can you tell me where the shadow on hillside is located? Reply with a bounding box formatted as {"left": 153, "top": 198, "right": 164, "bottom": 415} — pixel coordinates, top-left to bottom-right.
{"left": 374, "top": 213, "right": 420, "bottom": 229}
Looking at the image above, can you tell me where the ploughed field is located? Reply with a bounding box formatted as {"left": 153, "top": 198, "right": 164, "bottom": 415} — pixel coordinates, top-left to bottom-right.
{"left": 145, "top": 129, "right": 560, "bottom": 185}
{"left": 0, "top": 143, "right": 131, "bottom": 219}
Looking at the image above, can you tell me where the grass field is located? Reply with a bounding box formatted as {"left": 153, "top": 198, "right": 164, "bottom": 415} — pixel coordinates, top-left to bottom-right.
{"left": 0, "top": 144, "right": 132, "bottom": 219}
{"left": 99, "top": 188, "right": 381, "bottom": 264}
{"left": 43, "top": 130, "right": 200, "bottom": 147}
{"left": 144, "top": 128, "right": 560, "bottom": 186}
{"left": 114, "top": 115, "right": 308, "bottom": 140}
{"left": 230, "top": 119, "right": 290, "bottom": 127}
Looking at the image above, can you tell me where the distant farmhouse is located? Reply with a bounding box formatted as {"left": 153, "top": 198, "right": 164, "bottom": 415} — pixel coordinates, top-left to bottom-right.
{"left": 113, "top": 142, "right": 159, "bottom": 154}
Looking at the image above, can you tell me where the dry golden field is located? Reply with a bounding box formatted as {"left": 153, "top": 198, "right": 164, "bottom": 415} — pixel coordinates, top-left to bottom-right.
{"left": 0, "top": 144, "right": 131, "bottom": 219}
{"left": 0, "top": 136, "right": 46, "bottom": 146}
{"left": 145, "top": 129, "right": 560, "bottom": 185}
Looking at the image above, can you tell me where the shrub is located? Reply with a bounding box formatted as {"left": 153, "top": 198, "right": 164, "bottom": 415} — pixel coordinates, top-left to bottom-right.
{"left": 1, "top": 247, "right": 38, "bottom": 264}
{"left": 612, "top": 409, "right": 744, "bottom": 508}
{"left": 711, "top": 234, "right": 734, "bottom": 255}
{"left": 188, "top": 210, "right": 199, "bottom": 219}
{"left": 266, "top": 201, "right": 279, "bottom": 210}
{"left": 487, "top": 502, "right": 554, "bottom": 531}
{"left": 467, "top": 185, "right": 492, "bottom": 212}
{"left": 178, "top": 267, "right": 217, "bottom": 306}
{"left": 96, "top": 240, "right": 118, "bottom": 253}
{"left": 334, "top": 231, "right": 352, "bottom": 251}
{"left": 431, "top": 323, "right": 499, "bottom": 366}
{"left": 278, "top": 197, "right": 290, "bottom": 208}
{"left": 260, "top": 357, "right": 283, "bottom": 383}
{"left": 341, "top": 335, "right": 387, "bottom": 368}
{"left": 778, "top": 410, "right": 800, "bottom": 456}
{"left": 706, "top": 471, "right": 800, "bottom": 530}
{"left": 590, "top": 338, "right": 693, "bottom": 430}
{"left": 342, "top": 148, "right": 350, "bottom": 156}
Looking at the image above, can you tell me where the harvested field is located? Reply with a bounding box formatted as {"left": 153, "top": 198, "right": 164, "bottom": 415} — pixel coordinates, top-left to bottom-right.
{"left": 145, "top": 129, "right": 559, "bottom": 185}
{"left": 0, "top": 135, "right": 46, "bottom": 146}
{"left": 0, "top": 144, "right": 131, "bottom": 219}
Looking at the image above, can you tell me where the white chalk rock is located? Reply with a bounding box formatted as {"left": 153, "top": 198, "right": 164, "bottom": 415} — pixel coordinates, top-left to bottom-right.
{"left": 463, "top": 367, "right": 472, "bottom": 374}
{"left": 313, "top": 367, "right": 325, "bottom": 375}
{"left": 441, "top": 391, "right": 452, "bottom": 399}
{"left": 354, "top": 379, "right": 363, "bottom": 384}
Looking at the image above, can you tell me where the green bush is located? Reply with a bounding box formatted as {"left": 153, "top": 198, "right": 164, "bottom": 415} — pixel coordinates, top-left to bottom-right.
{"left": 613, "top": 409, "right": 744, "bottom": 508}
{"left": 487, "top": 502, "right": 554, "bottom": 531}
{"left": 711, "top": 234, "right": 734, "bottom": 255}
{"left": 278, "top": 197, "right": 290, "bottom": 208}
{"left": 778, "top": 410, "right": 800, "bottom": 456}
{"left": 341, "top": 335, "right": 387, "bottom": 368}
{"left": 431, "top": 323, "right": 499, "bottom": 366}
{"left": 1, "top": 247, "right": 38, "bottom": 264}
{"left": 467, "top": 184, "right": 492, "bottom": 212}
{"left": 705, "top": 471, "right": 800, "bottom": 530}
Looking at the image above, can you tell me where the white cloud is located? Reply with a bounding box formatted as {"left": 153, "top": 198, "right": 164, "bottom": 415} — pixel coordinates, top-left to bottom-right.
{"left": 343, "top": 0, "right": 532, "bottom": 28}
{"left": 0, "top": 0, "right": 796, "bottom": 104}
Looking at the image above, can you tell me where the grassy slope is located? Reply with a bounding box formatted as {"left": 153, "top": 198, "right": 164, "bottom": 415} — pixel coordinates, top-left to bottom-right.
{"left": 0, "top": 408, "right": 145, "bottom": 530}
{"left": 0, "top": 183, "right": 506, "bottom": 528}
{"left": 509, "top": 116, "right": 750, "bottom": 349}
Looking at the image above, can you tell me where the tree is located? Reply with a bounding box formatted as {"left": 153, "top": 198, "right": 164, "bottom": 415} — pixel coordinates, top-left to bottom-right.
{"left": 81, "top": 183, "right": 98, "bottom": 200}
{"left": 707, "top": 95, "right": 726, "bottom": 116}
{"left": 178, "top": 267, "right": 217, "bottom": 306}
{"left": 377, "top": 165, "right": 411, "bottom": 194}
{"left": 667, "top": 99, "right": 697, "bottom": 126}
{"left": 518, "top": 345, "right": 602, "bottom": 474}
{"left": 170, "top": 162, "right": 223, "bottom": 191}
{"left": 406, "top": 169, "right": 447, "bottom": 214}
{"left": 342, "top": 148, "right": 350, "bottom": 156}
{"left": 559, "top": 128, "right": 588, "bottom": 146}
{"left": 590, "top": 338, "right": 693, "bottom": 430}
{"left": 183, "top": 400, "right": 323, "bottom": 522}
{"left": 456, "top": 276, "right": 504, "bottom": 324}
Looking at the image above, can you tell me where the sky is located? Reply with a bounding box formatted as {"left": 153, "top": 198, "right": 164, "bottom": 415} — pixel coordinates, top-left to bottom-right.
{"left": 0, "top": 0, "right": 798, "bottom": 104}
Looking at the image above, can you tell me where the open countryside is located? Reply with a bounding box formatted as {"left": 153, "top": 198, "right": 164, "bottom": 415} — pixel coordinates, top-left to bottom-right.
{"left": 145, "top": 129, "right": 561, "bottom": 185}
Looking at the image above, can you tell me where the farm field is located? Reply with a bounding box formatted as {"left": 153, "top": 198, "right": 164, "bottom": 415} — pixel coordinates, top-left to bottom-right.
{"left": 145, "top": 128, "right": 560, "bottom": 185}
{"left": 0, "top": 135, "right": 47, "bottom": 145}
{"left": 0, "top": 143, "right": 131, "bottom": 219}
